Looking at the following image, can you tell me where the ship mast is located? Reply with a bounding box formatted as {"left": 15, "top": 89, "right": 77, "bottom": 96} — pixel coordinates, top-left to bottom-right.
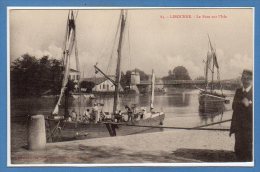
{"left": 150, "top": 69, "right": 155, "bottom": 111}
{"left": 52, "top": 10, "right": 76, "bottom": 116}
{"left": 205, "top": 51, "right": 209, "bottom": 91}
{"left": 211, "top": 56, "right": 215, "bottom": 91}
{"left": 113, "top": 10, "right": 127, "bottom": 114}
{"left": 208, "top": 35, "right": 215, "bottom": 92}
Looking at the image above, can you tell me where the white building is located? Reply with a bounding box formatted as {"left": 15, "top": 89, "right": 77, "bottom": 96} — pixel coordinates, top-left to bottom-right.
{"left": 93, "top": 77, "right": 115, "bottom": 92}
{"left": 81, "top": 76, "right": 123, "bottom": 92}
{"left": 69, "top": 69, "right": 80, "bottom": 83}
{"left": 130, "top": 71, "right": 140, "bottom": 85}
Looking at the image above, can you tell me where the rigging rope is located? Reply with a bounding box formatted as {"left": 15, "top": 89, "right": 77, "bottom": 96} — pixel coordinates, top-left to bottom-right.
{"left": 106, "top": 12, "right": 122, "bottom": 75}
{"left": 75, "top": 10, "right": 79, "bottom": 20}
{"left": 96, "top": 19, "right": 115, "bottom": 70}
{"left": 127, "top": 14, "right": 132, "bottom": 71}
{"left": 61, "top": 12, "right": 70, "bottom": 66}
{"left": 103, "top": 121, "right": 230, "bottom": 132}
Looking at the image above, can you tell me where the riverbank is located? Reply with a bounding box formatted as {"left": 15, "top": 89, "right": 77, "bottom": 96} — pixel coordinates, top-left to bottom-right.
{"left": 11, "top": 124, "right": 237, "bottom": 165}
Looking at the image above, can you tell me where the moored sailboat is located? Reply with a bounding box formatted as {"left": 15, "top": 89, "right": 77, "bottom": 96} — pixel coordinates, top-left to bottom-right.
{"left": 46, "top": 10, "right": 165, "bottom": 142}
{"left": 94, "top": 10, "right": 165, "bottom": 136}
{"left": 198, "top": 35, "right": 229, "bottom": 114}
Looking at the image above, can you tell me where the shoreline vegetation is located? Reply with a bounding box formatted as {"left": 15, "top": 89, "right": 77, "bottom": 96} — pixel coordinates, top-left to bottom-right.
{"left": 10, "top": 54, "right": 240, "bottom": 99}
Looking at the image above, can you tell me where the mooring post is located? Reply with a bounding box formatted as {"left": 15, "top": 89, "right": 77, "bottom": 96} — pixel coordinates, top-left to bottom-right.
{"left": 28, "top": 115, "right": 46, "bottom": 150}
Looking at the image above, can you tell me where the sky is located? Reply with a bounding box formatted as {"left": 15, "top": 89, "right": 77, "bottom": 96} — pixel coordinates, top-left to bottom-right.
{"left": 9, "top": 8, "right": 253, "bottom": 79}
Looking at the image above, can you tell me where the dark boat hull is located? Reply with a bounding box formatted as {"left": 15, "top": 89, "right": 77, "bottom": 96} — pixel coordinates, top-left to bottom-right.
{"left": 46, "top": 113, "right": 165, "bottom": 142}
{"left": 199, "top": 91, "right": 226, "bottom": 114}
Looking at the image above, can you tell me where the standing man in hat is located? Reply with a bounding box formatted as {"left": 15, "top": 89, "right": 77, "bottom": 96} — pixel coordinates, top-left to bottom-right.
{"left": 92, "top": 103, "right": 99, "bottom": 123}
{"left": 230, "top": 69, "right": 253, "bottom": 161}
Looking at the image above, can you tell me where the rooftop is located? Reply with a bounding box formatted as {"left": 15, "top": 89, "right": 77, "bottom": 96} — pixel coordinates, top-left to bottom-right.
{"left": 81, "top": 76, "right": 115, "bottom": 85}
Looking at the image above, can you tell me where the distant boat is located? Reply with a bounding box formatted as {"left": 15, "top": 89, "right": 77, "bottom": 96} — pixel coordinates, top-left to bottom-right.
{"left": 197, "top": 35, "right": 229, "bottom": 114}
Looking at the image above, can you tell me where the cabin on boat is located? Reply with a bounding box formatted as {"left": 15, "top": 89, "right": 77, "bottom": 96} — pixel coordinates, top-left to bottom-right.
{"left": 80, "top": 76, "right": 123, "bottom": 93}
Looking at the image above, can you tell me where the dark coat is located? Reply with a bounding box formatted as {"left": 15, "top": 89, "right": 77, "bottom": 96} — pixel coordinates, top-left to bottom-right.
{"left": 230, "top": 87, "right": 253, "bottom": 161}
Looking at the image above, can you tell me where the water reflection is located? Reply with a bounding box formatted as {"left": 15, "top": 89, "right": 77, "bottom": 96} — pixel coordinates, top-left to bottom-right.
{"left": 11, "top": 89, "right": 235, "bottom": 127}
{"left": 198, "top": 110, "right": 224, "bottom": 125}
{"left": 198, "top": 100, "right": 226, "bottom": 125}
{"left": 167, "top": 92, "right": 191, "bottom": 107}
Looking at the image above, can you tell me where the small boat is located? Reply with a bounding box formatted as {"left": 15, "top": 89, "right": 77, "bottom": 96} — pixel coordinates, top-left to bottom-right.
{"left": 46, "top": 10, "right": 164, "bottom": 142}
{"left": 197, "top": 35, "right": 229, "bottom": 114}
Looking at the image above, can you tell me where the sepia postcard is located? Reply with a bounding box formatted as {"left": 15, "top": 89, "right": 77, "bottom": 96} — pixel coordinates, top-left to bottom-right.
{"left": 7, "top": 7, "right": 254, "bottom": 168}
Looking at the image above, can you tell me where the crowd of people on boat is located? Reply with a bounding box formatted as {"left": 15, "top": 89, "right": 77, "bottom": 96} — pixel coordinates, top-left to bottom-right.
{"left": 66, "top": 103, "right": 150, "bottom": 124}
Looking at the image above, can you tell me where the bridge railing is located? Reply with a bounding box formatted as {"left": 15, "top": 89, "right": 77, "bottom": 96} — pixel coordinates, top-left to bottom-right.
{"left": 137, "top": 79, "right": 239, "bottom": 86}
{"left": 138, "top": 80, "right": 205, "bottom": 85}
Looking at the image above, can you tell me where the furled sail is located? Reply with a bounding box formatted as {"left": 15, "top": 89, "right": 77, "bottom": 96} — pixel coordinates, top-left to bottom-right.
{"left": 212, "top": 51, "right": 219, "bottom": 69}
{"left": 208, "top": 35, "right": 219, "bottom": 69}
{"left": 52, "top": 11, "right": 76, "bottom": 115}
{"left": 206, "top": 51, "right": 212, "bottom": 64}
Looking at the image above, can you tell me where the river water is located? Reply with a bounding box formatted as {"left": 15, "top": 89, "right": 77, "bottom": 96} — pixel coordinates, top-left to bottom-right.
{"left": 11, "top": 89, "right": 235, "bottom": 150}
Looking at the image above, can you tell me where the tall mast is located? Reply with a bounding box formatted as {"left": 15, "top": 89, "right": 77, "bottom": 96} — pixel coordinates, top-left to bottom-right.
{"left": 150, "top": 69, "right": 155, "bottom": 111}
{"left": 205, "top": 51, "right": 210, "bottom": 90}
{"left": 208, "top": 35, "right": 215, "bottom": 91}
{"left": 113, "top": 10, "right": 127, "bottom": 114}
{"left": 211, "top": 57, "right": 214, "bottom": 91}
{"left": 52, "top": 10, "right": 76, "bottom": 115}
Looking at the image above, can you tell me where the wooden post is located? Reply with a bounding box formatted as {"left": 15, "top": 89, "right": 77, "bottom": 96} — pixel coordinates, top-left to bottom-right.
{"left": 28, "top": 115, "right": 46, "bottom": 150}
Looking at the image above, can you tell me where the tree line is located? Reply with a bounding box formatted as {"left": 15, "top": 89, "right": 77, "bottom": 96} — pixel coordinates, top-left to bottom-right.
{"left": 13, "top": 53, "right": 225, "bottom": 97}
{"left": 11, "top": 54, "right": 194, "bottom": 97}
{"left": 11, "top": 54, "right": 65, "bottom": 98}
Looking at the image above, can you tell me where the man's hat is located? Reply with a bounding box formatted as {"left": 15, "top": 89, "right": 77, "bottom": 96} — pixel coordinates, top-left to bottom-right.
{"left": 242, "top": 69, "right": 252, "bottom": 79}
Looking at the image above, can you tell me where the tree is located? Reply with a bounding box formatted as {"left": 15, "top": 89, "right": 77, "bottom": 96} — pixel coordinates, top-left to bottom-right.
{"left": 172, "top": 66, "right": 191, "bottom": 80}
{"left": 80, "top": 81, "right": 95, "bottom": 93}
{"left": 67, "top": 79, "right": 77, "bottom": 93}
{"left": 11, "top": 54, "right": 40, "bottom": 97}
{"left": 163, "top": 66, "right": 191, "bottom": 81}
{"left": 50, "top": 59, "right": 63, "bottom": 94}
{"left": 11, "top": 54, "right": 63, "bottom": 97}
{"left": 120, "top": 71, "right": 131, "bottom": 88}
